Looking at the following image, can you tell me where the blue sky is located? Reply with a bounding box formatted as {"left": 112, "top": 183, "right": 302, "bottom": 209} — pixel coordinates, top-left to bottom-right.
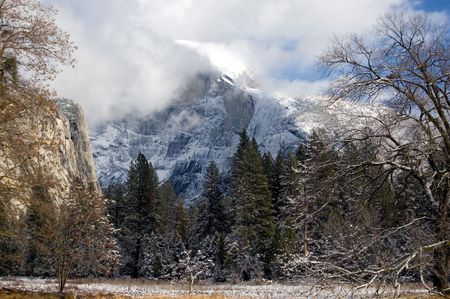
{"left": 47, "top": 0, "right": 449, "bottom": 123}
{"left": 416, "top": 0, "right": 450, "bottom": 12}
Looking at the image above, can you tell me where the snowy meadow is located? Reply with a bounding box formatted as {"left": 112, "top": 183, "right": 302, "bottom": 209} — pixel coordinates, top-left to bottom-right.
{"left": 0, "top": 277, "right": 436, "bottom": 298}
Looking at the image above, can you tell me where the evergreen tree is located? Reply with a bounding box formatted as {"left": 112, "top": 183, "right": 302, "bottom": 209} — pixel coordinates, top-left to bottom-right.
{"left": 159, "top": 182, "right": 178, "bottom": 237}
{"left": 105, "top": 182, "right": 126, "bottom": 229}
{"left": 270, "top": 153, "right": 284, "bottom": 217}
{"left": 278, "top": 152, "right": 301, "bottom": 221}
{"left": 173, "top": 199, "right": 189, "bottom": 243}
{"left": 195, "top": 162, "right": 227, "bottom": 241}
{"left": 229, "top": 130, "right": 276, "bottom": 279}
{"left": 285, "top": 129, "right": 339, "bottom": 261}
{"left": 120, "top": 153, "right": 161, "bottom": 277}
{"left": 140, "top": 233, "right": 168, "bottom": 278}
{"left": 262, "top": 152, "right": 274, "bottom": 185}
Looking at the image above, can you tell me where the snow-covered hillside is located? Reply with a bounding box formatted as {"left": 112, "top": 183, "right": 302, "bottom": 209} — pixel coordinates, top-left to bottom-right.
{"left": 91, "top": 71, "right": 373, "bottom": 201}
{"left": 90, "top": 40, "right": 376, "bottom": 201}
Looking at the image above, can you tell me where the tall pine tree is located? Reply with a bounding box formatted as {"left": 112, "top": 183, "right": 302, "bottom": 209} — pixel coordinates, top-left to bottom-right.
{"left": 120, "top": 153, "right": 161, "bottom": 277}
{"left": 195, "top": 161, "right": 227, "bottom": 240}
{"left": 230, "top": 130, "right": 275, "bottom": 279}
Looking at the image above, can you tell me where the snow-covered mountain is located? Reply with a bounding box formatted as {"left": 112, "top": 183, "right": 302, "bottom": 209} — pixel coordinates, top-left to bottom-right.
{"left": 91, "top": 76, "right": 369, "bottom": 201}
{"left": 90, "top": 41, "right": 374, "bottom": 201}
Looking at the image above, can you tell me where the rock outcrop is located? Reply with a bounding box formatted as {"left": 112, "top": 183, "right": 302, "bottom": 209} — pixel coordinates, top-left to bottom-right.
{"left": 91, "top": 72, "right": 376, "bottom": 203}
{"left": 0, "top": 96, "right": 98, "bottom": 205}
{"left": 56, "top": 98, "right": 99, "bottom": 189}
{"left": 91, "top": 75, "right": 304, "bottom": 201}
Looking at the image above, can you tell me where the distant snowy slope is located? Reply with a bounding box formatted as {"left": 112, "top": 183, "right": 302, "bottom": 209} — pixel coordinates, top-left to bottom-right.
{"left": 90, "top": 72, "right": 374, "bottom": 202}
{"left": 91, "top": 76, "right": 298, "bottom": 200}
{"left": 91, "top": 40, "right": 377, "bottom": 201}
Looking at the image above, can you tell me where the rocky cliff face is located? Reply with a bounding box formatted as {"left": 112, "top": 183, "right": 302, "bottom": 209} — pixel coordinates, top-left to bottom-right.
{"left": 88, "top": 39, "right": 380, "bottom": 202}
{"left": 91, "top": 72, "right": 369, "bottom": 202}
{"left": 0, "top": 96, "right": 98, "bottom": 204}
{"left": 56, "top": 98, "right": 99, "bottom": 189}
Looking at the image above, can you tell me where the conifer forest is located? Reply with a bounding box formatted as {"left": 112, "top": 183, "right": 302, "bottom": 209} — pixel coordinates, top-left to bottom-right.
{"left": 0, "top": 0, "right": 449, "bottom": 298}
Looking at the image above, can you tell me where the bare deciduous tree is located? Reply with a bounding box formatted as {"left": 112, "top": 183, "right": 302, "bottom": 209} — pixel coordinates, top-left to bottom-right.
{"left": 0, "top": 0, "right": 76, "bottom": 191}
{"left": 0, "top": 0, "right": 76, "bottom": 85}
{"left": 0, "top": 0, "right": 76, "bottom": 201}
{"left": 55, "top": 180, "right": 120, "bottom": 293}
{"left": 319, "top": 12, "right": 449, "bottom": 293}
{"left": 0, "top": 0, "right": 76, "bottom": 279}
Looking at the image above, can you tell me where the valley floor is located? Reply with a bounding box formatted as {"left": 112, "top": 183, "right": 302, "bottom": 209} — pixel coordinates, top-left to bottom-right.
{"left": 0, "top": 277, "right": 437, "bottom": 298}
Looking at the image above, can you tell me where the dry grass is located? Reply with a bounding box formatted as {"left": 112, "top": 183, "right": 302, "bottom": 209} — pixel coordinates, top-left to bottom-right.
{"left": 0, "top": 288, "right": 71, "bottom": 299}
{"left": 1, "top": 278, "right": 446, "bottom": 299}
{"left": 399, "top": 296, "right": 449, "bottom": 299}
{"left": 0, "top": 288, "right": 239, "bottom": 299}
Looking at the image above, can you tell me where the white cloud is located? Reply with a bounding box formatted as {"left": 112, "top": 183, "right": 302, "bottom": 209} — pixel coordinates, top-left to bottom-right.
{"left": 49, "top": 0, "right": 213, "bottom": 124}
{"left": 46, "top": 0, "right": 448, "bottom": 124}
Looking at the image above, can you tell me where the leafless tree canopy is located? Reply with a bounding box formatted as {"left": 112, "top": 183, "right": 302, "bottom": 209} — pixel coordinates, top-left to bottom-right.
{"left": 0, "top": 0, "right": 76, "bottom": 276}
{"left": 0, "top": 0, "right": 76, "bottom": 84}
{"left": 319, "top": 12, "right": 449, "bottom": 294}
{"left": 320, "top": 13, "right": 449, "bottom": 160}
{"left": 0, "top": 0, "right": 76, "bottom": 199}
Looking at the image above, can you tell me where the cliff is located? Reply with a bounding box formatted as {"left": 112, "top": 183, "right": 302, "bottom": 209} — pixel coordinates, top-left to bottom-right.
{"left": 91, "top": 73, "right": 375, "bottom": 202}
{"left": 0, "top": 95, "right": 98, "bottom": 205}
{"left": 56, "top": 98, "right": 99, "bottom": 190}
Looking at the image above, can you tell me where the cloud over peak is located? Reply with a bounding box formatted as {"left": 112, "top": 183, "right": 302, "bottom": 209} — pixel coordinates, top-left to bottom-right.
{"left": 48, "top": 0, "right": 448, "bottom": 124}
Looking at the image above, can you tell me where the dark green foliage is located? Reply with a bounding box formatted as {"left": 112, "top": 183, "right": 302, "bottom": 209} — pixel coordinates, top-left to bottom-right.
{"left": 133, "top": 177, "right": 189, "bottom": 279}
{"left": 119, "top": 153, "right": 161, "bottom": 277}
{"left": 190, "top": 162, "right": 230, "bottom": 280}
{"left": 105, "top": 182, "right": 126, "bottom": 229}
{"left": 278, "top": 152, "right": 301, "bottom": 221}
{"left": 195, "top": 162, "right": 227, "bottom": 240}
{"left": 159, "top": 182, "right": 178, "bottom": 235}
{"left": 173, "top": 199, "right": 189, "bottom": 243}
{"left": 229, "top": 130, "right": 276, "bottom": 279}
{"left": 159, "top": 182, "right": 188, "bottom": 242}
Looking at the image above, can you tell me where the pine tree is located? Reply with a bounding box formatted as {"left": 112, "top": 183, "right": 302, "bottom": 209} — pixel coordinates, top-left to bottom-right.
{"left": 287, "top": 129, "right": 339, "bottom": 260}
{"left": 262, "top": 152, "right": 274, "bottom": 180}
{"left": 120, "top": 153, "right": 161, "bottom": 277}
{"left": 159, "top": 182, "right": 177, "bottom": 235}
{"left": 195, "top": 162, "right": 227, "bottom": 241}
{"left": 173, "top": 199, "right": 189, "bottom": 243}
{"left": 105, "top": 182, "right": 126, "bottom": 229}
{"left": 278, "top": 152, "right": 302, "bottom": 221}
{"left": 140, "top": 233, "right": 168, "bottom": 278}
{"left": 229, "top": 130, "right": 276, "bottom": 279}
{"left": 270, "top": 153, "right": 284, "bottom": 217}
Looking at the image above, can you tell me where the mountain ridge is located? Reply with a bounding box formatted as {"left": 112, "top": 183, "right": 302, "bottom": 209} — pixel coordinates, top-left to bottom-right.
{"left": 90, "top": 71, "right": 373, "bottom": 201}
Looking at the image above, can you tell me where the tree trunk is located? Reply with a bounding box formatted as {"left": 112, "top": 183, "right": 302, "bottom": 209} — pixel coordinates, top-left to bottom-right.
{"left": 432, "top": 179, "right": 450, "bottom": 293}
{"left": 189, "top": 275, "right": 195, "bottom": 293}
{"left": 432, "top": 248, "right": 449, "bottom": 293}
{"left": 133, "top": 238, "right": 141, "bottom": 278}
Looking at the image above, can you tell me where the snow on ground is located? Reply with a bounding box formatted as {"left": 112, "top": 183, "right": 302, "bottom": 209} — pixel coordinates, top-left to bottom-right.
{"left": 0, "top": 277, "right": 430, "bottom": 298}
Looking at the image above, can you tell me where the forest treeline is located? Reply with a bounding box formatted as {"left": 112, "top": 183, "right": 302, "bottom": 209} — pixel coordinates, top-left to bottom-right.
{"left": 0, "top": 0, "right": 448, "bottom": 294}
{"left": 102, "top": 128, "right": 446, "bottom": 288}
{"left": 2, "top": 126, "right": 443, "bottom": 290}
